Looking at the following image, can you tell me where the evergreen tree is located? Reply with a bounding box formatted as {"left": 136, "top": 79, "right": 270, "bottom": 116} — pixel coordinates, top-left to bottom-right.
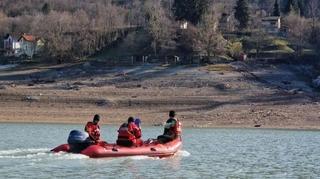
{"left": 234, "top": 0, "right": 250, "bottom": 30}
{"left": 297, "top": 0, "right": 305, "bottom": 16}
{"left": 283, "top": 0, "right": 300, "bottom": 15}
{"left": 173, "top": 0, "right": 210, "bottom": 25}
{"left": 42, "top": 3, "right": 51, "bottom": 15}
{"left": 273, "top": 0, "right": 280, "bottom": 16}
{"left": 284, "top": 0, "right": 292, "bottom": 14}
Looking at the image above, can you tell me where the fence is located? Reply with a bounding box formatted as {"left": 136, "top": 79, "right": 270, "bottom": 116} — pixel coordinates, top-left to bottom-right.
{"left": 97, "top": 55, "right": 234, "bottom": 66}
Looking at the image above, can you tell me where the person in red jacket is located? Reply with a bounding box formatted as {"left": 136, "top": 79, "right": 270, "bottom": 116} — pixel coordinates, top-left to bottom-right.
{"left": 117, "top": 117, "right": 143, "bottom": 147}
{"left": 85, "top": 114, "right": 101, "bottom": 143}
{"left": 157, "top": 111, "right": 182, "bottom": 144}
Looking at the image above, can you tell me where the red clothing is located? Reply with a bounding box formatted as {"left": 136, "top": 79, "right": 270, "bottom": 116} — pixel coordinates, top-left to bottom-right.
{"left": 173, "top": 120, "right": 182, "bottom": 137}
{"left": 85, "top": 122, "right": 100, "bottom": 141}
{"left": 128, "top": 122, "right": 141, "bottom": 139}
{"left": 117, "top": 122, "right": 142, "bottom": 146}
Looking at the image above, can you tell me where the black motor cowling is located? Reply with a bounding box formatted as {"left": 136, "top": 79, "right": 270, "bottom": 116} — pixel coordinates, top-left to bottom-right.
{"left": 67, "top": 130, "right": 91, "bottom": 153}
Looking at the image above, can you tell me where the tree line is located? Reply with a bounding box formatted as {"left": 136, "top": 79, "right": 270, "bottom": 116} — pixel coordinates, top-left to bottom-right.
{"left": 0, "top": 0, "right": 320, "bottom": 61}
{"left": 0, "top": 0, "right": 130, "bottom": 61}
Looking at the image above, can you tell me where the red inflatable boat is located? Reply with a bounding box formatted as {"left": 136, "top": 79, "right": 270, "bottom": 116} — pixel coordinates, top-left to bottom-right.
{"left": 51, "top": 138, "right": 182, "bottom": 158}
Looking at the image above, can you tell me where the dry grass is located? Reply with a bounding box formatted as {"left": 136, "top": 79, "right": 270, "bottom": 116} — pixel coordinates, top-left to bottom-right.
{"left": 206, "top": 64, "right": 235, "bottom": 72}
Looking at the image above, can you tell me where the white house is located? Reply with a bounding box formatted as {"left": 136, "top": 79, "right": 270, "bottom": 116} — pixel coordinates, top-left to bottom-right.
{"left": 3, "top": 34, "right": 20, "bottom": 56}
{"left": 16, "top": 34, "right": 44, "bottom": 58}
{"left": 219, "top": 13, "right": 233, "bottom": 32}
{"left": 4, "top": 34, "right": 13, "bottom": 50}
{"left": 261, "top": 16, "right": 281, "bottom": 34}
{"left": 179, "top": 20, "right": 188, "bottom": 30}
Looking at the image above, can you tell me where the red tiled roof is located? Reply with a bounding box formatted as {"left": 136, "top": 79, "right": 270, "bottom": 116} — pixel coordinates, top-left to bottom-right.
{"left": 18, "top": 34, "right": 36, "bottom": 42}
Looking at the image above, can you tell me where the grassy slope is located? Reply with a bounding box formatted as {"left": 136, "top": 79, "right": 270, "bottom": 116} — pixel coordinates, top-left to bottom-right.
{"left": 91, "top": 29, "right": 151, "bottom": 61}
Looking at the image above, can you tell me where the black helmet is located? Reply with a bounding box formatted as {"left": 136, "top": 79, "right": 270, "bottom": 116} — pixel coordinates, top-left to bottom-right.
{"left": 169, "top": 110, "right": 176, "bottom": 117}
{"left": 93, "top": 114, "right": 100, "bottom": 122}
{"left": 128, "top": 116, "right": 134, "bottom": 123}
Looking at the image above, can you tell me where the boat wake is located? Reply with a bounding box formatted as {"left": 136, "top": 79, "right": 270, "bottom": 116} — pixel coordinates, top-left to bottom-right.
{"left": 0, "top": 148, "right": 88, "bottom": 160}
{"left": 0, "top": 148, "right": 48, "bottom": 159}
{"left": 0, "top": 148, "right": 189, "bottom": 160}
{"left": 128, "top": 156, "right": 152, "bottom": 160}
{"left": 127, "top": 150, "right": 191, "bottom": 161}
{"left": 176, "top": 150, "right": 191, "bottom": 157}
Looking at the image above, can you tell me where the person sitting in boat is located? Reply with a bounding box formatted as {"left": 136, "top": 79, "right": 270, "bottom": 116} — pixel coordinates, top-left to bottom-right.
{"left": 116, "top": 117, "right": 143, "bottom": 147}
{"left": 85, "top": 114, "right": 101, "bottom": 143}
{"left": 134, "top": 118, "right": 143, "bottom": 145}
{"left": 157, "top": 110, "right": 182, "bottom": 144}
{"left": 135, "top": 118, "right": 142, "bottom": 129}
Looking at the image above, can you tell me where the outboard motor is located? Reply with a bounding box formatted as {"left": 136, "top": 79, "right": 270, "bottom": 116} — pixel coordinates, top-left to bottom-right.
{"left": 67, "top": 130, "right": 91, "bottom": 153}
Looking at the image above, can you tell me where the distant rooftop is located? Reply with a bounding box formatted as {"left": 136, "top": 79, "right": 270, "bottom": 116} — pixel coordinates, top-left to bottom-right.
{"left": 18, "top": 34, "right": 36, "bottom": 42}
{"left": 262, "top": 16, "right": 281, "bottom": 21}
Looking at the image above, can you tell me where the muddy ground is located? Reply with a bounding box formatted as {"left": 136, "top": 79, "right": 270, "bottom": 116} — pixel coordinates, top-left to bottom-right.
{"left": 0, "top": 61, "right": 319, "bottom": 129}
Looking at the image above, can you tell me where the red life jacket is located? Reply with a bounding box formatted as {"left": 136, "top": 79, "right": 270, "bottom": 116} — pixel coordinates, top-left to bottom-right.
{"left": 117, "top": 123, "right": 141, "bottom": 144}
{"left": 175, "top": 120, "right": 182, "bottom": 136}
{"left": 168, "top": 119, "right": 182, "bottom": 138}
{"left": 128, "top": 122, "right": 142, "bottom": 139}
{"left": 85, "top": 122, "right": 100, "bottom": 141}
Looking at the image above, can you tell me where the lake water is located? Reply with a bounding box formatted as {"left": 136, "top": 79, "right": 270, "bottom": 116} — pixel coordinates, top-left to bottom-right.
{"left": 0, "top": 64, "right": 17, "bottom": 70}
{"left": 0, "top": 123, "right": 319, "bottom": 178}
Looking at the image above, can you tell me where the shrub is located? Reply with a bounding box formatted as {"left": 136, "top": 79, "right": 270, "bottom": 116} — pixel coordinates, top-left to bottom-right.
{"left": 227, "top": 41, "right": 243, "bottom": 58}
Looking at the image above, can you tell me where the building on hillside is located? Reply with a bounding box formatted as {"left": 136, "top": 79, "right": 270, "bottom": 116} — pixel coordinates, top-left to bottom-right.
{"left": 3, "top": 34, "right": 20, "bottom": 56}
{"left": 16, "top": 34, "right": 44, "bottom": 58}
{"left": 254, "top": 9, "right": 268, "bottom": 18}
{"left": 218, "top": 13, "right": 233, "bottom": 32}
{"left": 179, "top": 20, "right": 188, "bottom": 30}
{"left": 261, "top": 16, "right": 281, "bottom": 34}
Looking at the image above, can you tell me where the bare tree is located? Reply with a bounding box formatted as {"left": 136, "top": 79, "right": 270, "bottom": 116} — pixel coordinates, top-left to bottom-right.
{"left": 307, "top": 0, "right": 319, "bottom": 26}
{"left": 26, "top": 1, "right": 128, "bottom": 61}
{"left": 32, "top": 12, "right": 73, "bottom": 60}
{"left": 71, "top": 9, "right": 91, "bottom": 58}
{"left": 285, "top": 12, "right": 309, "bottom": 56}
{"left": 249, "top": 12, "right": 268, "bottom": 58}
{"left": 251, "top": 29, "right": 268, "bottom": 58}
{"left": 197, "top": 6, "right": 227, "bottom": 58}
{"left": 0, "top": 11, "right": 6, "bottom": 21}
{"left": 0, "top": 11, "right": 9, "bottom": 35}
{"left": 307, "top": 0, "right": 319, "bottom": 44}
{"left": 144, "top": 0, "right": 175, "bottom": 56}
{"left": 127, "top": 0, "right": 145, "bottom": 26}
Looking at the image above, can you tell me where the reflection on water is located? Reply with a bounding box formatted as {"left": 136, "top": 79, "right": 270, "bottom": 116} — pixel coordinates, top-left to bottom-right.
{"left": 0, "top": 123, "right": 320, "bottom": 178}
